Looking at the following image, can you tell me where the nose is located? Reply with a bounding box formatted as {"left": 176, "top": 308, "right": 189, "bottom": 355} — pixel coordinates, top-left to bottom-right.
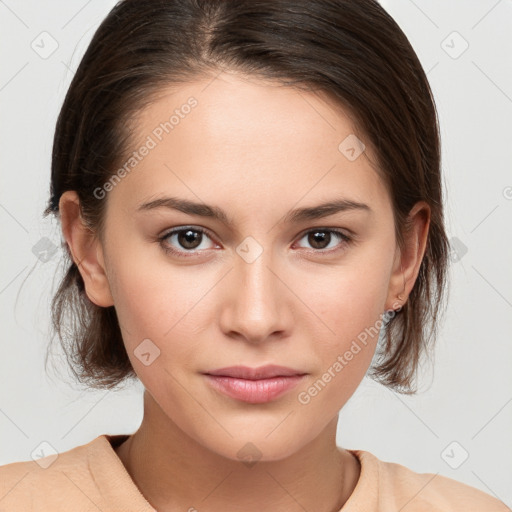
{"left": 219, "top": 244, "right": 292, "bottom": 344}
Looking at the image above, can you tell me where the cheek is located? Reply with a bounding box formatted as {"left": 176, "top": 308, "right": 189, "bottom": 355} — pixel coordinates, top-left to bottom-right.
{"left": 105, "top": 248, "right": 216, "bottom": 368}
{"left": 294, "top": 290, "right": 385, "bottom": 423}
{"left": 297, "top": 249, "right": 392, "bottom": 401}
{"left": 308, "top": 250, "right": 391, "bottom": 345}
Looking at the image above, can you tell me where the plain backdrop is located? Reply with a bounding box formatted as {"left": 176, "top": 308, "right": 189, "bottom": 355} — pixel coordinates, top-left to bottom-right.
{"left": 1, "top": 0, "right": 511, "bottom": 506}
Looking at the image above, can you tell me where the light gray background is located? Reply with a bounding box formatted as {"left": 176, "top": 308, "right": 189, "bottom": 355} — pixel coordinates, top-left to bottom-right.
{"left": 1, "top": 0, "right": 511, "bottom": 506}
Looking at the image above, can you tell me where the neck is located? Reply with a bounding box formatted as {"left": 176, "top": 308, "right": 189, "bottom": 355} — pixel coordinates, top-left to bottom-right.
{"left": 115, "top": 391, "right": 361, "bottom": 512}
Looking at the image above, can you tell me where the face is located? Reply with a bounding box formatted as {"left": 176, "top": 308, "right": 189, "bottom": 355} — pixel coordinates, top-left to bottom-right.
{"left": 96, "top": 72, "right": 402, "bottom": 461}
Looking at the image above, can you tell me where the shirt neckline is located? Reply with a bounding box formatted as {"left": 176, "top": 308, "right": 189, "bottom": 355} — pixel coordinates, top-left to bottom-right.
{"left": 92, "top": 434, "right": 378, "bottom": 511}
{"left": 90, "top": 434, "right": 157, "bottom": 511}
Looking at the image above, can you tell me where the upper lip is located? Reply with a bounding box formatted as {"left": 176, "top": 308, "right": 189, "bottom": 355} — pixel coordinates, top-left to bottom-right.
{"left": 203, "top": 365, "right": 307, "bottom": 380}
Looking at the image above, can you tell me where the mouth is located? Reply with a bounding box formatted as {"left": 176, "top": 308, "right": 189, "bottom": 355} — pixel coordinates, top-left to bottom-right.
{"left": 202, "top": 365, "right": 308, "bottom": 404}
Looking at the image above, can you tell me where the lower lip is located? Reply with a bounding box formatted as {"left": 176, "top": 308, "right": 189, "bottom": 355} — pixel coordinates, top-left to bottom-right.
{"left": 203, "top": 374, "right": 306, "bottom": 404}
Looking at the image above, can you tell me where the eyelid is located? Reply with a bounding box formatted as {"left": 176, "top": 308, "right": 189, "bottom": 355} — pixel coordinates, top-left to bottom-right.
{"left": 159, "top": 225, "right": 217, "bottom": 242}
{"left": 296, "top": 226, "right": 352, "bottom": 240}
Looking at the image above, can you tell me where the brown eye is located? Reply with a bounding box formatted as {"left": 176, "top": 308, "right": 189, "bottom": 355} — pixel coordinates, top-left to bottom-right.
{"left": 308, "top": 230, "right": 331, "bottom": 249}
{"left": 159, "top": 226, "right": 217, "bottom": 257}
{"left": 176, "top": 229, "right": 202, "bottom": 249}
{"left": 296, "top": 228, "right": 351, "bottom": 253}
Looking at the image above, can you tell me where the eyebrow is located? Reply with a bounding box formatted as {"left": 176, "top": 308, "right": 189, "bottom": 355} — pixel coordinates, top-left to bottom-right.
{"left": 137, "top": 196, "right": 372, "bottom": 225}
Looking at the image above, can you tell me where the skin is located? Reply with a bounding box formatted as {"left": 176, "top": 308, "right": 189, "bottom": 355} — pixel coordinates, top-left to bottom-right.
{"left": 59, "top": 71, "right": 430, "bottom": 512}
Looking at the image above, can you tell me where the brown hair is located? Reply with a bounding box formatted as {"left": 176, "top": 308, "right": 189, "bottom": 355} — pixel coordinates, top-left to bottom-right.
{"left": 44, "top": 0, "right": 450, "bottom": 394}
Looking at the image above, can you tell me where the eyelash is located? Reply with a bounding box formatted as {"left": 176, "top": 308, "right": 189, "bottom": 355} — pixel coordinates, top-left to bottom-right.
{"left": 157, "top": 226, "right": 352, "bottom": 258}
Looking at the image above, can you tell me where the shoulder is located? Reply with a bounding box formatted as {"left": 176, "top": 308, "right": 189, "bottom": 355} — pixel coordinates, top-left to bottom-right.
{"left": 0, "top": 435, "right": 115, "bottom": 511}
{"left": 350, "top": 449, "right": 509, "bottom": 512}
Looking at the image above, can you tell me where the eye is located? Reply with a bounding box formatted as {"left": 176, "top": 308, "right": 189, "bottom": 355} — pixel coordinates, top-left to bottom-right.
{"left": 158, "top": 226, "right": 218, "bottom": 257}
{"left": 294, "top": 228, "right": 352, "bottom": 254}
{"left": 158, "top": 226, "right": 352, "bottom": 258}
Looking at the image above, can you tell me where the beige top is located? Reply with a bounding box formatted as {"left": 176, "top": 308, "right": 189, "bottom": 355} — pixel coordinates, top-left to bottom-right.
{"left": 0, "top": 434, "right": 507, "bottom": 511}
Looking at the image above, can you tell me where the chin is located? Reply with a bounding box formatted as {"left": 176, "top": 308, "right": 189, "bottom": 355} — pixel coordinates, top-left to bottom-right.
{"left": 198, "top": 424, "right": 317, "bottom": 465}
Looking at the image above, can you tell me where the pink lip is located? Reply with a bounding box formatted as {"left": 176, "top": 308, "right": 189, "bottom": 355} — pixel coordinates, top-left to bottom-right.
{"left": 203, "top": 365, "right": 307, "bottom": 404}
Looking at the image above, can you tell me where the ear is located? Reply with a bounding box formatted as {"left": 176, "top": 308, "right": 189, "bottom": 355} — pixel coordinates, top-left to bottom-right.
{"left": 58, "top": 191, "right": 114, "bottom": 307}
{"left": 385, "top": 201, "right": 431, "bottom": 311}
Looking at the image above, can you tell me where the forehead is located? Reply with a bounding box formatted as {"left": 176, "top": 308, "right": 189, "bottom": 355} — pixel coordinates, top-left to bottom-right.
{"left": 110, "top": 72, "right": 390, "bottom": 218}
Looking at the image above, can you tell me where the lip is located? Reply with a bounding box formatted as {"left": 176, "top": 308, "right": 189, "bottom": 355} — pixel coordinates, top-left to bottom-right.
{"left": 202, "top": 365, "right": 308, "bottom": 404}
{"left": 204, "top": 364, "right": 306, "bottom": 379}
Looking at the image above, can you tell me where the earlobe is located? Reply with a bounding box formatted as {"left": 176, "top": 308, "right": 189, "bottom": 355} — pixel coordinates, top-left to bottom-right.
{"left": 58, "top": 191, "right": 114, "bottom": 307}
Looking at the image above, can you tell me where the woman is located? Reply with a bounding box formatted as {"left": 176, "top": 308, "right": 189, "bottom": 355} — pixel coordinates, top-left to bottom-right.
{"left": 0, "top": 0, "right": 507, "bottom": 510}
